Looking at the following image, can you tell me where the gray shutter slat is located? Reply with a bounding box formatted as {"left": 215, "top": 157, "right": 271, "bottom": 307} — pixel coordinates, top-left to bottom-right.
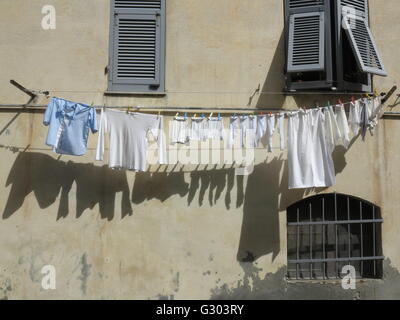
{"left": 115, "top": 0, "right": 161, "bottom": 9}
{"left": 342, "top": 13, "right": 387, "bottom": 76}
{"left": 111, "top": 12, "right": 161, "bottom": 85}
{"left": 287, "top": 11, "right": 325, "bottom": 72}
{"left": 340, "top": 0, "right": 367, "bottom": 16}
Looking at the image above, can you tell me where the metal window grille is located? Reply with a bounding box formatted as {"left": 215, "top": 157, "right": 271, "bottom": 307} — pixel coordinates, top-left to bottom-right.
{"left": 287, "top": 193, "right": 383, "bottom": 280}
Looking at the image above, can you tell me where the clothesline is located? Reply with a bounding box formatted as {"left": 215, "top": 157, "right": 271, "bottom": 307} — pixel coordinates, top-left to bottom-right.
{"left": 0, "top": 96, "right": 382, "bottom": 116}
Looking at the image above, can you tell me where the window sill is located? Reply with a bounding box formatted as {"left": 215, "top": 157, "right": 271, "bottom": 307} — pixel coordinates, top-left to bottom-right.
{"left": 286, "top": 278, "right": 383, "bottom": 285}
{"left": 104, "top": 91, "right": 167, "bottom": 97}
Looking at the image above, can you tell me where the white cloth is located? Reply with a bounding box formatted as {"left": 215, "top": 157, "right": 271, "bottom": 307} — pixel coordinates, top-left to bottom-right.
{"left": 239, "top": 115, "right": 249, "bottom": 147}
{"left": 170, "top": 117, "right": 189, "bottom": 144}
{"left": 96, "top": 109, "right": 167, "bottom": 171}
{"left": 190, "top": 118, "right": 208, "bottom": 141}
{"left": 334, "top": 104, "right": 351, "bottom": 148}
{"left": 369, "top": 96, "right": 383, "bottom": 131}
{"left": 277, "top": 113, "right": 285, "bottom": 151}
{"left": 348, "top": 100, "right": 362, "bottom": 135}
{"left": 208, "top": 117, "right": 224, "bottom": 140}
{"left": 227, "top": 116, "right": 240, "bottom": 149}
{"left": 288, "top": 109, "right": 335, "bottom": 189}
{"left": 247, "top": 115, "right": 258, "bottom": 148}
{"left": 266, "top": 114, "right": 275, "bottom": 152}
{"left": 256, "top": 115, "right": 267, "bottom": 147}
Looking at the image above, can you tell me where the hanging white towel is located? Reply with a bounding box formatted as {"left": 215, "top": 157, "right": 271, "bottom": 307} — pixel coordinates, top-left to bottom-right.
{"left": 288, "top": 109, "right": 335, "bottom": 189}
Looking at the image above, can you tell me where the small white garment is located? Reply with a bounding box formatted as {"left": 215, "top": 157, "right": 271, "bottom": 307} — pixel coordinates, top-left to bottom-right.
{"left": 227, "top": 116, "right": 240, "bottom": 149}
{"left": 266, "top": 114, "right": 275, "bottom": 152}
{"left": 348, "top": 100, "right": 362, "bottom": 136}
{"left": 96, "top": 108, "right": 167, "bottom": 171}
{"left": 256, "top": 115, "right": 267, "bottom": 147}
{"left": 276, "top": 113, "right": 285, "bottom": 151}
{"left": 247, "top": 115, "right": 258, "bottom": 148}
{"left": 334, "top": 104, "right": 351, "bottom": 148}
{"left": 170, "top": 117, "right": 189, "bottom": 144}
{"left": 239, "top": 115, "right": 249, "bottom": 147}
{"left": 208, "top": 117, "right": 224, "bottom": 140}
{"left": 325, "top": 106, "right": 341, "bottom": 147}
{"left": 288, "top": 108, "right": 335, "bottom": 189}
{"left": 190, "top": 117, "right": 208, "bottom": 141}
{"left": 369, "top": 96, "right": 383, "bottom": 131}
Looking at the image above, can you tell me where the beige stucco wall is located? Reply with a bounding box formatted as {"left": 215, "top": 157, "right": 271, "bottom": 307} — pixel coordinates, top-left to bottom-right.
{"left": 0, "top": 0, "right": 399, "bottom": 299}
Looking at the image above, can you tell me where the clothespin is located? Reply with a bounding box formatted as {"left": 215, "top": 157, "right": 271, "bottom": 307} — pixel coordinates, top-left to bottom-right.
{"left": 201, "top": 113, "right": 205, "bottom": 119}
{"left": 184, "top": 112, "right": 188, "bottom": 120}
{"left": 193, "top": 113, "right": 197, "bottom": 119}
{"left": 126, "top": 106, "right": 131, "bottom": 114}
{"left": 209, "top": 112, "right": 213, "bottom": 119}
{"left": 158, "top": 110, "right": 161, "bottom": 116}
{"left": 374, "top": 89, "right": 379, "bottom": 97}
{"left": 218, "top": 112, "right": 221, "bottom": 120}
{"left": 351, "top": 96, "right": 356, "bottom": 103}
{"left": 327, "top": 100, "right": 331, "bottom": 107}
{"left": 338, "top": 98, "right": 343, "bottom": 105}
{"left": 175, "top": 112, "right": 179, "bottom": 118}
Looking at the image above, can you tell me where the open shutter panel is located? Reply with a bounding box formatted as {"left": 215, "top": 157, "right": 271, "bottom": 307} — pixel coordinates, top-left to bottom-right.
{"left": 287, "top": 11, "right": 325, "bottom": 73}
{"left": 113, "top": 13, "right": 160, "bottom": 85}
{"left": 342, "top": 14, "right": 387, "bottom": 76}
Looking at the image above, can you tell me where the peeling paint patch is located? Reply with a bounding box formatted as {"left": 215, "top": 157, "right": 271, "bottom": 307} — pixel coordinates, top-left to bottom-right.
{"left": 78, "top": 253, "right": 91, "bottom": 295}
{"left": 157, "top": 294, "right": 174, "bottom": 300}
{"left": 173, "top": 272, "right": 180, "bottom": 293}
{"left": 0, "top": 277, "right": 12, "bottom": 300}
{"left": 211, "top": 259, "right": 400, "bottom": 300}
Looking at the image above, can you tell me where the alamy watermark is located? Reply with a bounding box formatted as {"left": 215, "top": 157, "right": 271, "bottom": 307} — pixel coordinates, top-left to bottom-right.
{"left": 41, "top": 5, "right": 56, "bottom": 30}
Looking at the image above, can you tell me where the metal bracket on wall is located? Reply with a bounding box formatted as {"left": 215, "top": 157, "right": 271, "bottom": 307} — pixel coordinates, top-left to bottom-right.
{"left": 9, "top": 80, "right": 49, "bottom": 106}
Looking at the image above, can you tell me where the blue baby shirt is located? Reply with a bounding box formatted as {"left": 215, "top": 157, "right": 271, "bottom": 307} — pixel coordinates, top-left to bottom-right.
{"left": 44, "top": 97, "right": 98, "bottom": 156}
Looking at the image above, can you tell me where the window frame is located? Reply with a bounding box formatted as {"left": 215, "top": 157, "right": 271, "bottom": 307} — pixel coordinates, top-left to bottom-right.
{"left": 286, "top": 193, "right": 384, "bottom": 281}
{"left": 107, "top": 0, "right": 166, "bottom": 94}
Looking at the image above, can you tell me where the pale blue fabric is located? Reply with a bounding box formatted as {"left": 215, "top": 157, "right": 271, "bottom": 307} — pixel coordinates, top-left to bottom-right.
{"left": 44, "top": 97, "right": 98, "bottom": 156}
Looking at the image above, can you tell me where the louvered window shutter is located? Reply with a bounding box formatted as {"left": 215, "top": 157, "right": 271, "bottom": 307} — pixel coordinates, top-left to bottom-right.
{"left": 341, "top": 0, "right": 387, "bottom": 76}
{"left": 109, "top": 0, "right": 165, "bottom": 92}
{"left": 286, "top": 0, "right": 326, "bottom": 73}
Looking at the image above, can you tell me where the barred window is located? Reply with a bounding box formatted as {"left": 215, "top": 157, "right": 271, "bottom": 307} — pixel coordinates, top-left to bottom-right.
{"left": 287, "top": 193, "right": 383, "bottom": 280}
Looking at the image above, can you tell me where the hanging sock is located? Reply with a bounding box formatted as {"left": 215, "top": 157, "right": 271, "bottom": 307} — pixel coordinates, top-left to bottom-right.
{"left": 334, "top": 104, "right": 351, "bottom": 148}
{"left": 276, "top": 113, "right": 285, "bottom": 151}
{"left": 360, "top": 99, "right": 369, "bottom": 141}
{"left": 266, "top": 114, "right": 276, "bottom": 153}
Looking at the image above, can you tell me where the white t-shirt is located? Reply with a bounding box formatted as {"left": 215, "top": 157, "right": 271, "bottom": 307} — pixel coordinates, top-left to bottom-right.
{"left": 96, "top": 109, "right": 167, "bottom": 171}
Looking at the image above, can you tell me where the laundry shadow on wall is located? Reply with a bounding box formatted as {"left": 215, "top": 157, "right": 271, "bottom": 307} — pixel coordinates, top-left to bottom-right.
{"left": 3, "top": 150, "right": 339, "bottom": 264}
{"left": 252, "top": 32, "right": 286, "bottom": 109}
{"left": 2, "top": 152, "right": 133, "bottom": 220}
